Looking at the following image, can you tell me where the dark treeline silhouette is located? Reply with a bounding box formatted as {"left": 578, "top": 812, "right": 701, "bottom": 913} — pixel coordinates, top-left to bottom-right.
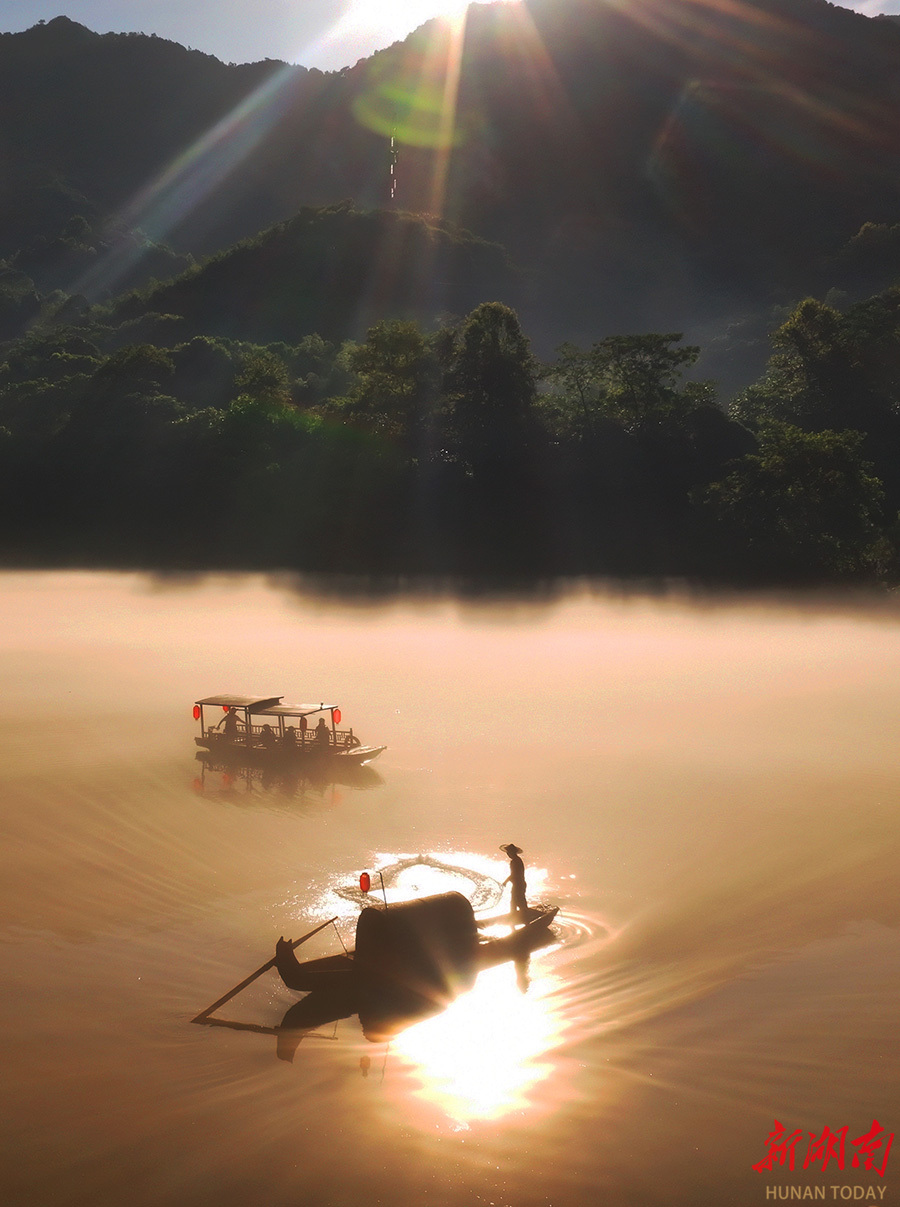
{"left": 2, "top": 280, "right": 898, "bottom": 585}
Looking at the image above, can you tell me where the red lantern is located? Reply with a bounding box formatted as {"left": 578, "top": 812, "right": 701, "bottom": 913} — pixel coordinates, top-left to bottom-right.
{"left": 333, "top": 708, "right": 341, "bottom": 725}
{"left": 223, "top": 705, "right": 230, "bottom": 713}
{"left": 359, "top": 872, "right": 371, "bottom": 893}
{"left": 192, "top": 705, "right": 201, "bottom": 720}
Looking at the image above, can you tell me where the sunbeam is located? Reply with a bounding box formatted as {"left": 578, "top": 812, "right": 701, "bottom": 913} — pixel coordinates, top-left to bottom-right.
{"left": 68, "top": 61, "right": 306, "bottom": 299}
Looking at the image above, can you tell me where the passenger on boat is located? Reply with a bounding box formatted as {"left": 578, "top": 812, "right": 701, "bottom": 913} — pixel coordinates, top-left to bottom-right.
{"left": 283, "top": 725, "right": 297, "bottom": 749}
{"left": 314, "top": 717, "right": 330, "bottom": 746}
{"left": 220, "top": 708, "right": 241, "bottom": 741}
{"left": 500, "top": 843, "right": 527, "bottom": 921}
{"left": 260, "top": 723, "right": 277, "bottom": 749}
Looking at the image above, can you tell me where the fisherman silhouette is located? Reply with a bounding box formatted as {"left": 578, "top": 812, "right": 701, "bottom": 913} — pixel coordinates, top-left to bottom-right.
{"left": 500, "top": 843, "right": 528, "bottom": 922}
{"left": 315, "top": 717, "right": 330, "bottom": 745}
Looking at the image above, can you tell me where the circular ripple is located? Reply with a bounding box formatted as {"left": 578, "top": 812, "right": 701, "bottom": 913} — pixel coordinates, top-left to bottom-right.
{"left": 549, "top": 909, "right": 609, "bottom": 948}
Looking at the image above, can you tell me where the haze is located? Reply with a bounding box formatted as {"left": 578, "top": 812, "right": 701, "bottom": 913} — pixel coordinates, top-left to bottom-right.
{"left": 1, "top": 572, "right": 897, "bottom": 1206}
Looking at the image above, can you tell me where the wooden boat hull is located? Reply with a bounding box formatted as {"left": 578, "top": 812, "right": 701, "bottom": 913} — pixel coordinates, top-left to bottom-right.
{"left": 196, "top": 736, "right": 386, "bottom": 768}
{"left": 275, "top": 946, "right": 356, "bottom": 993}
{"left": 477, "top": 906, "right": 558, "bottom": 967}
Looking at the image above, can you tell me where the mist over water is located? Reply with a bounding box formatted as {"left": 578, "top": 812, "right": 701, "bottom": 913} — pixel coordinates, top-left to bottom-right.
{"left": 1, "top": 572, "right": 897, "bottom": 1207}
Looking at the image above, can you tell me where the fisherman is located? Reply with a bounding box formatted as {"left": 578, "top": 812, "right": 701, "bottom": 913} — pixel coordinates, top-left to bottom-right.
{"left": 500, "top": 843, "right": 528, "bottom": 922}
{"left": 314, "top": 717, "right": 330, "bottom": 746}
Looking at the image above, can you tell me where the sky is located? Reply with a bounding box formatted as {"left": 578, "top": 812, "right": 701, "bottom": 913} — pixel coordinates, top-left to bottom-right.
{"left": 0, "top": 0, "right": 898, "bottom": 71}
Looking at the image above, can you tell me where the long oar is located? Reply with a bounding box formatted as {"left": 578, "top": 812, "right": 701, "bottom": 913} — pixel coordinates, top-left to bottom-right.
{"left": 191, "top": 916, "right": 339, "bottom": 1023}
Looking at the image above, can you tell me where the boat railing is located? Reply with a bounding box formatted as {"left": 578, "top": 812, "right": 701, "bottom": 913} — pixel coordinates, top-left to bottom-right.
{"left": 207, "top": 722, "right": 358, "bottom": 750}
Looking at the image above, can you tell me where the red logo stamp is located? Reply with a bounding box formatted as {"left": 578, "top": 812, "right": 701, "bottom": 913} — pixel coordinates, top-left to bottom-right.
{"left": 753, "top": 1120, "right": 894, "bottom": 1178}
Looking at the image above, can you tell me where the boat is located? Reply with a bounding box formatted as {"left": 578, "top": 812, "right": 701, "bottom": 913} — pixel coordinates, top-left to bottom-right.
{"left": 275, "top": 901, "right": 558, "bottom": 993}
{"left": 273, "top": 890, "right": 559, "bottom": 1042}
{"left": 191, "top": 860, "right": 560, "bottom": 1046}
{"left": 192, "top": 695, "right": 386, "bottom": 767}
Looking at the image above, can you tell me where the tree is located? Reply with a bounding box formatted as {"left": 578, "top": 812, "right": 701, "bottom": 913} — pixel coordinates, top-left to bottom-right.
{"left": 590, "top": 333, "right": 704, "bottom": 430}
{"left": 544, "top": 333, "right": 708, "bottom": 436}
{"left": 445, "top": 301, "right": 537, "bottom": 466}
{"left": 233, "top": 348, "right": 291, "bottom": 409}
{"left": 701, "top": 421, "right": 891, "bottom": 580}
{"left": 333, "top": 319, "right": 440, "bottom": 455}
{"left": 730, "top": 291, "right": 900, "bottom": 506}
{"left": 90, "top": 343, "right": 174, "bottom": 402}
{"left": 170, "top": 336, "right": 238, "bottom": 410}
{"left": 541, "top": 341, "right": 601, "bottom": 437}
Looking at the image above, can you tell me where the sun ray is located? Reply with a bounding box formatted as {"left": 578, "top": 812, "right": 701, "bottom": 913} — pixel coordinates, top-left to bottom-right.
{"left": 69, "top": 62, "right": 305, "bottom": 299}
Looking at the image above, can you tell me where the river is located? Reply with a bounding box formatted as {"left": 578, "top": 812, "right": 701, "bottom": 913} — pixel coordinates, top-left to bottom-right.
{"left": 1, "top": 572, "right": 897, "bottom": 1206}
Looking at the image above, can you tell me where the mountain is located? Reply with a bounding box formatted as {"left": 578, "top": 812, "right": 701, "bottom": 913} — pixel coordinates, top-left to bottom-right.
{"left": 0, "top": 18, "right": 331, "bottom": 255}
{"left": 3, "top": 2, "right": 900, "bottom": 362}
{"left": 105, "top": 202, "right": 519, "bottom": 345}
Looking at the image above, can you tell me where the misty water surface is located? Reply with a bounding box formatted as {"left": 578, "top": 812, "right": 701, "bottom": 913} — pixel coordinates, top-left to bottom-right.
{"left": 1, "top": 572, "right": 897, "bottom": 1207}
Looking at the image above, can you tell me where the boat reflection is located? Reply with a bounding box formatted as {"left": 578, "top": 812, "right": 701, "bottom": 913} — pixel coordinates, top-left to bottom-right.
{"left": 196, "top": 1005, "right": 342, "bottom": 1061}
{"left": 192, "top": 750, "right": 384, "bottom": 801}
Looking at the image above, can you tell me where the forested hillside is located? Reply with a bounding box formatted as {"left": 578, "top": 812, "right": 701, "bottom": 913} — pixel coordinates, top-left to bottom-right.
{"left": 105, "top": 204, "right": 519, "bottom": 345}
{"left": 2, "top": 276, "right": 898, "bottom": 584}
{"left": 4, "top": 2, "right": 900, "bottom": 346}
{"left": 3, "top": 1, "right": 900, "bottom": 584}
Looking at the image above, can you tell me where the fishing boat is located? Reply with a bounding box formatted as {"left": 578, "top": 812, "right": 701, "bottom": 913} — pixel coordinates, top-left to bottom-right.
{"left": 191, "top": 863, "right": 559, "bottom": 1045}
{"left": 192, "top": 695, "right": 386, "bottom": 767}
{"left": 273, "top": 890, "right": 559, "bottom": 1041}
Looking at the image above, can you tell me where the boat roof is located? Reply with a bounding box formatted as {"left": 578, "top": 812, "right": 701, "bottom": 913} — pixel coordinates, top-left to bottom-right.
{"left": 195, "top": 695, "right": 283, "bottom": 709}
{"left": 194, "top": 695, "right": 337, "bottom": 717}
{"left": 254, "top": 702, "right": 338, "bottom": 718}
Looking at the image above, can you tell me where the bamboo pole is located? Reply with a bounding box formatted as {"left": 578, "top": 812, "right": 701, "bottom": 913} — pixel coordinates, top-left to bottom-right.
{"left": 191, "top": 916, "right": 338, "bottom": 1023}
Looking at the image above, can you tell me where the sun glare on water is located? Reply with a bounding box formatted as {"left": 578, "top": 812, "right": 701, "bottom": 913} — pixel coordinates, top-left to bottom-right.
{"left": 352, "top": 852, "right": 567, "bottom": 1125}
{"left": 391, "top": 962, "right": 566, "bottom": 1125}
{"left": 301, "top": 851, "right": 569, "bottom": 1125}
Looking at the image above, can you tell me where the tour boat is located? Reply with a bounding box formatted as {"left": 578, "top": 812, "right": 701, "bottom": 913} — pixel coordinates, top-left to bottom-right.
{"left": 192, "top": 694, "right": 386, "bottom": 766}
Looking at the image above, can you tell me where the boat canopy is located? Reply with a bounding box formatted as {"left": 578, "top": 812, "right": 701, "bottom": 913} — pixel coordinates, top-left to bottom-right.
{"left": 193, "top": 696, "right": 338, "bottom": 717}
{"left": 195, "top": 694, "right": 283, "bottom": 710}
{"left": 253, "top": 702, "right": 338, "bottom": 718}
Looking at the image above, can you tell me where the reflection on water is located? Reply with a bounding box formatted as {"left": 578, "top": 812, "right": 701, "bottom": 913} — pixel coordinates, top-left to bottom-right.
{"left": 392, "top": 960, "right": 566, "bottom": 1125}
{"left": 193, "top": 750, "right": 384, "bottom": 809}
{"left": 1, "top": 574, "right": 898, "bottom": 1207}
